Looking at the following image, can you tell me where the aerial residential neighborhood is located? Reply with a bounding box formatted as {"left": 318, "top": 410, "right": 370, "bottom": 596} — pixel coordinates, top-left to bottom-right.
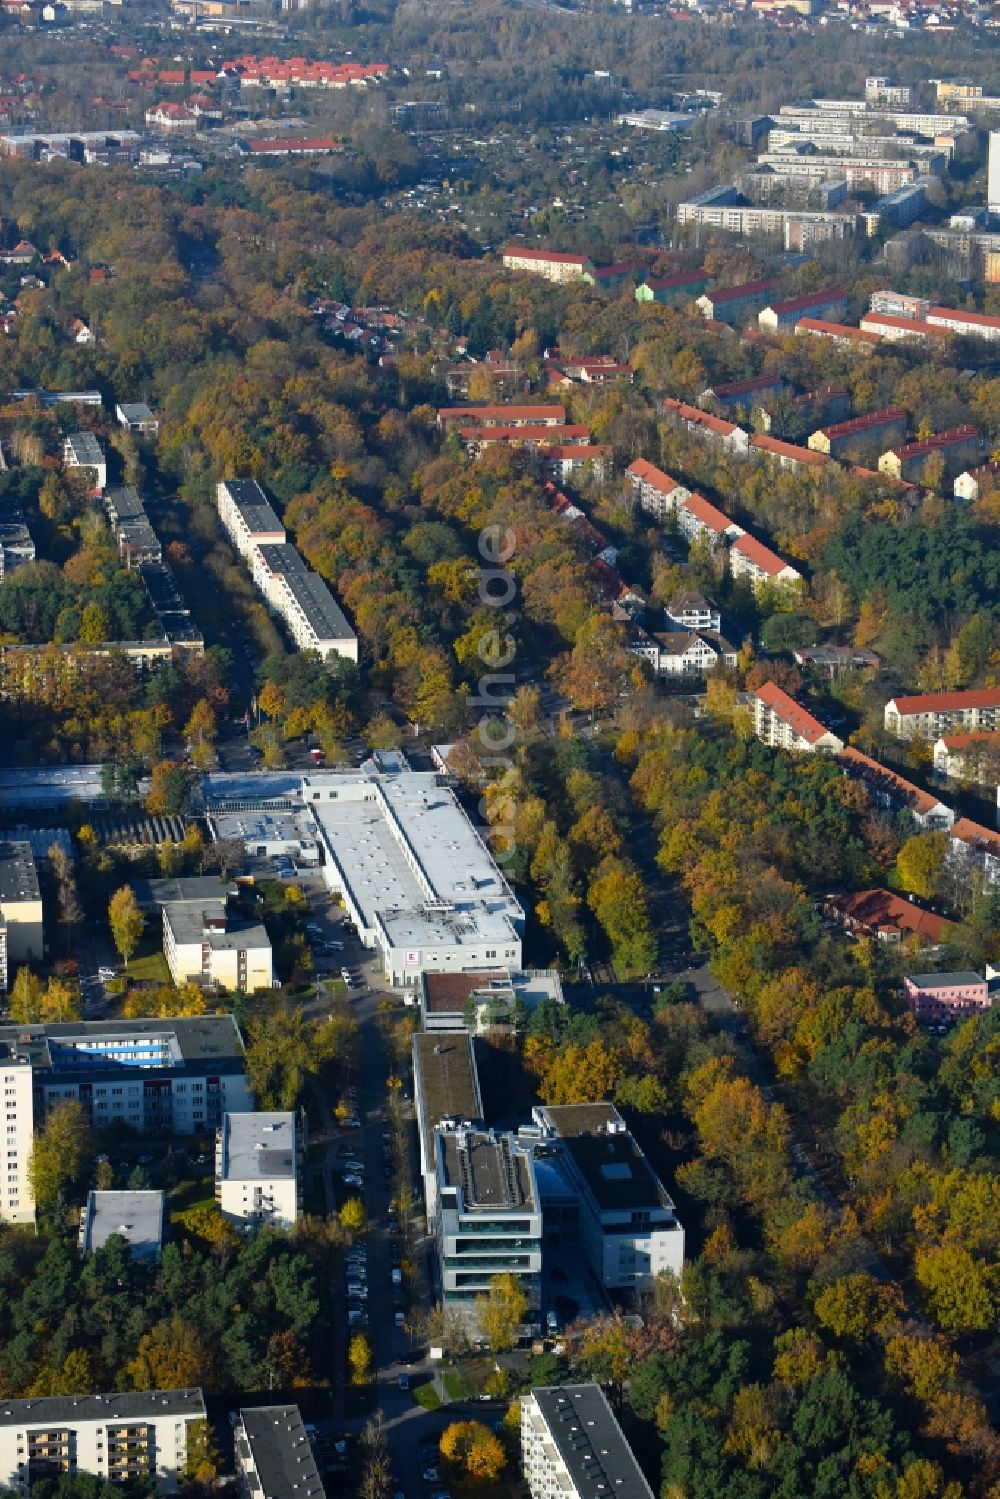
{"left": 0, "top": 3, "right": 997, "bottom": 1499}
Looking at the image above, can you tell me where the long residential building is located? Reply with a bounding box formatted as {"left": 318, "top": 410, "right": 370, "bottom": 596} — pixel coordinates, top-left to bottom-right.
{"left": 759, "top": 288, "right": 848, "bottom": 331}
{"left": 437, "top": 404, "right": 566, "bottom": 428}
{"left": 532, "top": 1103, "right": 684, "bottom": 1292}
{"left": 808, "top": 407, "right": 908, "bottom": 462}
{"left": 839, "top": 747, "right": 954, "bottom": 830}
{"left": 948, "top": 817, "right": 1000, "bottom": 886}
{"left": 926, "top": 306, "right": 1000, "bottom": 342}
{"left": 217, "top": 483, "right": 357, "bottom": 663}
{"left": 695, "top": 276, "right": 780, "bottom": 324}
{"left": 500, "top": 246, "right": 595, "bottom": 283}
{"left": 625, "top": 458, "right": 691, "bottom": 521}
{"left": 751, "top": 681, "right": 844, "bottom": 753}
{"left": 0, "top": 1390, "right": 206, "bottom": 1496}
{"left": 933, "top": 731, "right": 1000, "bottom": 782}
{"left": 663, "top": 398, "right": 750, "bottom": 455}
{"left": 729, "top": 532, "right": 803, "bottom": 593}
{"left": 878, "top": 426, "right": 980, "bottom": 484}
{"left": 522, "top": 1386, "right": 654, "bottom": 1499}
{"left": 884, "top": 688, "right": 1000, "bottom": 741}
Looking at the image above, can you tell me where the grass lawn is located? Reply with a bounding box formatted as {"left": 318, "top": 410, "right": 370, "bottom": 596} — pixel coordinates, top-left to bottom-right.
{"left": 168, "top": 1176, "right": 215, "bottom": 1222}
{"left": 125, "top": 949, "right": 171, "bottom": 984}
{"left": 413, "top": 1381, "right": 442, "bottom": 1411}
{"left": 443, "top": 1370, "right": 469, "bottom": 1401}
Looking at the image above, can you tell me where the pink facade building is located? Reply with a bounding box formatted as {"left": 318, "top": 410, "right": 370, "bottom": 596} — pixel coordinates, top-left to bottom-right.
{"left": 902, "top": 970, "right": 991, "bottom": 1020}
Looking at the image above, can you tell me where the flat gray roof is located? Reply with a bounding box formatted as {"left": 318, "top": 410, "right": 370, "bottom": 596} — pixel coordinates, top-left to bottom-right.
{"left": 0, "top": 1389, "right": 205, "bottom": 1427}
{"left": 439, "top": 1129, "right": 536, "bottom": 1211}
{"left": 563, "top": 1130, "right": 674, "bottom": 1214}
{"left": 0, "top": 842, "right": 39, "bottom": 904}
{"left": 221, "top": 1111, "right": 297, "bottom": 1181}
{"left": 237, "top": 1405, "right": 324, "bottom": 1499}
{"left": 222, "top": 479, "right": 284, "bottom": 537}
{"left": 164, "top": 902, "right": 270, "bottom": 952}
{"left": 65, "top": 431, "right": 104, "bottom": 464}
{"left": 133, "top": 875, "right": 235, "bottom": 908}
{"left": 0, "top": 1015, "right": 246, "bottom": 1077}
{"left": 906, "top": 970, "right": 983, "bottom": 987}
{"left": 536, "top": 1103, "right": 622, "bottom": 1138}
{"left": 82, "top": 1190, "right": 164, "bottom": 1259}
{"left": 282, "top": 568, "right": 355, "bottom": 645}
{"left": 414, "top": 1031, "right": 482, "bottom": 1162}
{"left": 531, "top": 1386, "right": 654, "bottom": 1499}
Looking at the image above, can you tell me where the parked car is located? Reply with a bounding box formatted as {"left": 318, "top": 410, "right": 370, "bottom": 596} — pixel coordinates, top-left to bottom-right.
{"left": 397, "top": 1374, "right": 409, "bottom": 1391}
{"left": 422, "top": 1470, "right": 440, "bottom": 1484}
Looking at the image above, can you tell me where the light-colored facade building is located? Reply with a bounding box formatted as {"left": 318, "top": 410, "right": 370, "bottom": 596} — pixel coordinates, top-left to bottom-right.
{"left": 0, "top": 1389, "right": 206, "bottom": 1495}
{"left": 947, "top": 817, "right": 1000, "bottom": 885}
{"left": 752, "top": 682, "right": 844, "bottom": 753}
{"left": 216, "top": 1110, "right": 302, "bottom": 1229}
{"left": 163, "top": 900, "right": 273, "bottom": 993}
{"left": 0, "top": 1051, "right": 34, "bottom": 1222}
{"left": 500, "top": 247, "right": 595, "bottom": 283}
{"left": 728, "top": 533, "right": 803, "bottom": 594}
{"left": 759, "top": 289, "right": 848, "bottom": 331}
{"left": 666, "top": 591, "right": 721, "bottom": 631}
{"left": 116, "top": 402, "right": 159, "bottom": 437}
{"left": 695, "top": 277, "right": 780, "bottom": 324}
{"left": 933, "top": 731, "right": 1000, "bottom": 783}
{"left": 234, "top": 1406, "right": 324, "bottom": 1499}
{"left": 0, "top": 1016, "right": 252, "bottom": 1136}
{"left": 249, "top": 543, "right": 358, "bottom": 663}
{"left": 954, "top": 463, "right": 1000, "bottom": 502}
{"left": 62, "top": 432, "right": 106, "bottom": 491}
{"left": 216, "top": 478, "right": 285, "bottom": 561}
{"left": 532, "top": 1103, "right": 684, "bottom": 1293}
{"left": 637, "top": 628, "right": 737, "bottom": 677}
{"left": 434, "top": 1125, "right": 542, "bottom": 1328}
{"left": 413, "top": 1029, "right": 483, "bottom": 1224}
{"left": 522, "top": 1386, "right": 654, "bottom": 1499}
{"left": 79, "top": 1189, "right": 165, "bottom": 1259}
{"left": 808, "top": 407, "right": 909, "bottom": 462}
{"left": 989, "top": 131, "right": 1000, "bottom": 212}
{"left": 663, "top": 398, "right": 751, "bottom": 455}
{"left": 902, "top": 970, "right": 991, "bottom": 1021}
{"left": 677, "top": 492, "right": 745, "bottom": 547}
{"left": 0, "top": 842, "right": 43, "bottom": 988}
{"left": 884, "top": 688, "right": 1000, "bottom": 741}
{"left": 839, "top": 747, "right": 954, "bottom": 830}
{"left": 625, "top": 458, "right": 691, "bottom": 522}
{"left": 419, "top": 968, "right": 563, "bottom": 1033}
{"left": 926, "top": 306, "right": 1000, "bottom": 342}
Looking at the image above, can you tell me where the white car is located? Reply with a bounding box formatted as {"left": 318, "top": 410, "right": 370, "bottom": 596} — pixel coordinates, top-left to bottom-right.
{"left": 343, "top": 1174, "right": 364, "bottom": 1187}
{"left": 98, "top": 967, "right": 115, "bottom": 981}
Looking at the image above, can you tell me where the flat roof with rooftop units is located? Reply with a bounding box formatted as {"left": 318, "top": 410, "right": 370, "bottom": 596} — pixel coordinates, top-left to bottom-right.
{"left": 219, "top": 1110, "right": 297, "bottom": 1183}
{"left": 0, "top": 843, "right": 39, "bottom": 904}
{"left": 524, "top": 1385, "right": 655, "bottom": 1499}
{"left": 235, "top": 1406, "right": 324, "bottom": 1499}
{"left": 438, "top": 1127, "right": 538, "bottom": 1211}
{"left": 80, "top": 1189, "right": 165, "bottom": 1260}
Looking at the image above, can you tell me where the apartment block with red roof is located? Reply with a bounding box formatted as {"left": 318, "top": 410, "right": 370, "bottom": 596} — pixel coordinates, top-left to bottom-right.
{"left": 625, "top": 458, "right": 691, "bottom": 521}
{"left": 884, "top": 688, "right": 1000, "bottom": 740}
{"left": 695, "top": 277, "right": 781, "bottom": 324}
{"left": 728, "top": 532, "right": 803, "bottom": 594}
{"left": 751, "top": 681, "right": 844, "bottom": 754}
{"left": 933, "top": 731, "right": 1000, "bottom": 783}
{"left": 926, "top": 305, "right": 1000, "bottom": 342}
{"left": 878, "top": 426, "right": 980, "bottom": 484}
{"left": 758, "top": 288, "right": 847, "bottom": 332}
{"left": 858, "top": 312, "right": 951, "bottom": 342}
{"left": 839, "top": 747, "right": 954, "bottom": 830}
{"left": 795, "top": 318, "right": 881, "bottom": 347}
{"left": 948, "top": 817, "right": 1000, "bottom": 884}
{"left": 823, "top": 889, "right": 951, "bottom": 946}
{"left": 750, "top": 434, "right": 829, "bottom": 472}
{"left": 500, "top": 246, "right": 596, "bottom": 284}
{"left": 437, "top": 404, "right": 566, "bottom": 429}
{"left": 677, "top": 492, "right": 744, "bottom": 548}
{"left": 662, "top": 398, "right": 750, "bottom": 456}
{"left": 808, "top": 406, "right": 908, "bottom": 462}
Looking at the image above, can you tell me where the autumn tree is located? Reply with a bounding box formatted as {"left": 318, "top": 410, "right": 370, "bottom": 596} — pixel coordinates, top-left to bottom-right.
{"left": 108, "top": 884, "right": 144, "bottom": 970}
{"left": 127, "top": 1315, "right": 216, "bottom": 1391}
{"left": 439, "top": 1421, "right": 506, "bottom": 1487}
{"left": 28, "top": 1099, "right": 91, "bottom": 1214}
{"left": 340, "top": 1196, "right": 366, "bottom": 1234}
{"left": 895, "top": 832, "right": 948, "bottom": 901}
{"left": 349, "top": 1333, "right": 373, "bottom": 1386}
{"left": 475, "top": 1272, "right": 528, "bottom": 1352}
{"left": 561, "top": 614, "right": 632, "bottom": 721}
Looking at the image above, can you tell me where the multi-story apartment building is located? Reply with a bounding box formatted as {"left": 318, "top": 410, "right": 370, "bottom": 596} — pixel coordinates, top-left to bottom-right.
{"left": 0, "top": 1389, "right": 206, "bottom": 1495}
{"left": 500, "top": 247, "right": 595, "bottom": 283}
{"left": 248, "top": 542, "right": 358, "bottom": 663}
{"left": 752, "top": 681, "right": 845, "bottom": 754}
{"left": 678, "top": 195, "right": 856, "bottom": 246}
{"left": 79, "top": 1189, "right": 165, "bottom": 1260}
{"left": 759, "top": 288, "right": 847, "bottom": 332}
{"left": 663, "top": 399, "right": 750, "bottom": 455}
{"left": 796, "top": 318, "right": 881, "bottom": 348}
{"left": 62, "top": 432, "right": 106, "bottom": 492}
{"left": 625, "top": 459, "right": 691, "bottom": 521}
{"left": 0, "top": 1016, "right": 251, "bottom": 1137}
{"left": 858, "top": 313, "right": 947, "bottom": 343}
{"left": 728, "top": 533, "right": 803, "bottom": 594}
{"left": 216, "top": 479, "right": 285, "bottom": 562}
{"left": 695, "top": 276, "right": 780, "bottom": 324}
{"left": 532, "top": 1103, "right": 684, "bottom": 1292}
{"left": 634, "top": 268, "right": 708, "bottom": 305}
{"left": 839, "top": 747, "right": 954, "bottom": 831}
{"left": 677, "top": 492, "right": 744, "bottom": 547}
{"left": 879, "top": 426, "right": 980, "bottom": 484}
{"left": 884, "top": 688, "right": 1000, "bottom": 740}
{"left": 749, "top": 434, "right": 829, "bottom": 473}
{"left": 0, "top": 842, "right": 43, "bottom": 991}
{"left": 808, "top": 407, "right": 908, "bottom": 462}
{"left": 948, "top": 817, "right": 1000, "bottom": 886}
{"left": 933, "top": 731, "right": 1000, "bottom": 783}
{"left": 0, "top": 1048, "right": 35, "bottom": 1222}
{"left": 632, "top": 627, "right": 738, "bottom": 678}
{"left": 434, "top": 1125, "right": 542, "bottom": 1328}
{"left": 862, "top": 177, "right": 935, "bottom": 235}
{"left": 0, "top": 507, "right": 35, "bottom": 579}
{"left": 666, "top": 591, "right": 721, "bottom": 631}
{"left": 902, "top": 971, "right": 991, "bottom": 1022}
{"left": 869, "top": 290, "right": 931, "bottom": 320}
{"left": 162, "top": 900, "right": 273, "bottom": 993}
{"left": 437, "top": 404, "right": 566, "bottom": 429}
{"left": 865, "top": 76, "right": 912, "bottom": 105}
{"left": 522, "top": 1386, "right": 654, "bottom": 1499}
{"left": 216, "top": 1111, "right": 302, "bottom": 1229}
{"left": 234, "top": 1406, "right": 324, "bottom": 1499}
{"left": 757, "top": 153, "right": 919, "bottom": 194}
{"left": 926, "top": 306, "right": 1000, "bottom": 342}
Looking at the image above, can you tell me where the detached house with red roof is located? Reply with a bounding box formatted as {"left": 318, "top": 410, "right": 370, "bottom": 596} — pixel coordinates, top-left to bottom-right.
{"left": 884, "top": 688, "right": 1000, "bottom": 741}
{"left": 500, "top": 246, "right": 595, "bottom": 284}
{"left": 751, "top": 681, "right": 844, "bottom": 754}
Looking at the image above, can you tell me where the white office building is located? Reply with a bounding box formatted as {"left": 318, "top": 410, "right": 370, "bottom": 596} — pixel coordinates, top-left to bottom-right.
{"left": 0, "top": 842, "right": 43, "bottom": 990}
{"left": 522, "top": 1386, "right": 654, "bottom": 1499}
{"left": 435, "top": 1125, "right": 542, "bottom": 1329}
{"left": 216, "top": 1110, "right": 302, "bottom": 1229}
{"left": 989, "top": 132, "right": 1000, "bottom": 212}
{"left": 0, "top": 1016, "right": 252, "bottom": 1137}
{"left": 0, "top": 1050, "right": 35, "bottom": 1223}
{"left": 413, "top": 1029, "right": 484, "bottom": 1224}
{"left": 79, "top": 1189, "right": 165, "bottom": 1260}
{"left": 62, "top": 432, "right": 107, "bottom": 492}
{"left": 532, "top": 1103, "right": 685, "bottom": 1293}
{"left": 162, "top": 900, "right": 273, "bottom": 993}
{"left": 0, "top": 1389, "right": 206, "bottom": 1495}
{"left": 216, "top": 479, "right": 285, "bottom": 561}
